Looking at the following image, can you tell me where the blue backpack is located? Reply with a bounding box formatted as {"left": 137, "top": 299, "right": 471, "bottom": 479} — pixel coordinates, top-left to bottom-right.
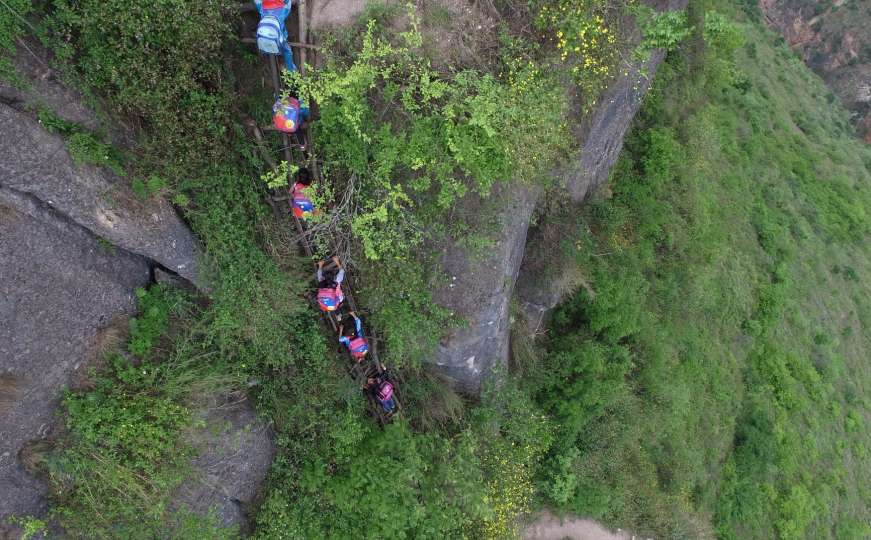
{"left": 256, "top": 16, "right": 285, "bottom": 55}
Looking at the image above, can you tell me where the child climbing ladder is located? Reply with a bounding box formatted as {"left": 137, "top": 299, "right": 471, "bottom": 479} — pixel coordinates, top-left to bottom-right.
{"left": 242, "top": 2, "right": 402, "bottom": 423}
{"left": 254, "top": 0, "right": 297, "bottom": 73}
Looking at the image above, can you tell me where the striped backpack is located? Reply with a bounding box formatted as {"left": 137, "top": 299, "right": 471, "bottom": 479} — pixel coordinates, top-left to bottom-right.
{"left": 256, "top": 16, "right": 284, "bottom": 55}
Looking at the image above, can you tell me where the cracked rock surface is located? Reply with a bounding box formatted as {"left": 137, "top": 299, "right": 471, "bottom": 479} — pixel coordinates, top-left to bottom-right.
{"left": 0, "top": 101, "right": 203, "bottom": 287}
{"left": 0, "top": 201, "right": 150, "bottom": 522}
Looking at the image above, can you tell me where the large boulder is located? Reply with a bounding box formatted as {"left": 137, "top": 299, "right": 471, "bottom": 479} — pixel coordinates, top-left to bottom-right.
{"left": 0, "top": 101, "right": 203, "bottom": 287}
{"left": 172, "top": 399, "right": 274, "bottom": 533}
{"left": 0, "top": 199, "right": 150, "bottom": 522}
{"left": 432, "top": 184, "right": 540, "bottom": 392}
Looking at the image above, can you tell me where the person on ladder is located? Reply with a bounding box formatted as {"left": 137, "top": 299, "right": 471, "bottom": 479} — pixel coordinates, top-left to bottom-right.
{"left": 290, "top": 167, "right": 316, "bottom": 219}
{"left": 273, "top": 94, "right": 309, "bottom": 135}
{"left": 338, "top": 311, "right": 369, "bottom": 362}
{"left": 254, "top": 0, "right": 297, "bottom": 73}
{"left": 363, "top": 364, "right": 396, "bottom": 414}
{"left": 316, "top": 256, "right": 345, "bottom": 312}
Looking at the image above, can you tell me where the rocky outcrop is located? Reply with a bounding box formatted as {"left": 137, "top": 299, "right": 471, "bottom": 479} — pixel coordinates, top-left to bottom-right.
{"left": 0, "top": 101, "right": 203, "bottom": 286}
{"left": 0, "top": 41, "right": 206, "bottom": 526}
{"left": 433, "top": 184, "right": 540, "bottom": 392}
{"left": 431, "top": 1, "right": 686, "bottom": 390}
{"left": 515, "top": 48, "right": 670, "bottom": 328}
{"left": 172, "top": 399, "right": 274, "bottom": 533}
{"left": 760, "top": 0, "right": 871, "bottom": 142}
{"left": 0, "top": 200, "right": 150, "bottom": 522}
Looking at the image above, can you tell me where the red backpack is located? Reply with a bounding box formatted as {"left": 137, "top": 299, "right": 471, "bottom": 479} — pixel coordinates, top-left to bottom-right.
{"left": 348, "top": 337, "right": 369, "bottom": 359}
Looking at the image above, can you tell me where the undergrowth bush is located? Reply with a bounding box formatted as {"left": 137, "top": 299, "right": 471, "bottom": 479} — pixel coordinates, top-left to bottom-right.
{"left": 255, "top": 376, "right": 552, "bottom": 539}
{"left": 47, "top": 0, "right": 236, "bottom": 182}
{"left": 65, "top": 131, "right": 125, "bottom": 174}
{"left": 48, "top": 286, "right": 206, "bottom": 538}
{"left": 531, "top": 0, "right": 619, "bottom": 104}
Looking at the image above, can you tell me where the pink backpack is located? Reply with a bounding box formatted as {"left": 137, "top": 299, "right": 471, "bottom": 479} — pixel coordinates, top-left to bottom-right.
{"left": 377, "top": 381, "right": 394, "bottom": 402}
{"left": 317, "top": 287, "right": 340, "bottom": 311}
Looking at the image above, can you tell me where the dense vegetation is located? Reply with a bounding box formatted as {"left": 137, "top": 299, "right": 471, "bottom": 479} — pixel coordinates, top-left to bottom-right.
{"left": 2, "top": 0, "right": 593, "bottom": 538}
{"left": 2, "top": 0, "right": 870, "bottom": 538}
{"left": 527, "top": 4, "right": 871, "bottom": 538}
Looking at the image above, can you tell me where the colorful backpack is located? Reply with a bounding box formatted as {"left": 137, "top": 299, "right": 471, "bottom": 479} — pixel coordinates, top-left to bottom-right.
{"left": 348, "top": 337, "right": 369, "bottom": 359}
{"left": 292, "top": 195, "right": 314, "bottom": 218}
{"left": 377, "top": 381, "right": 394, "bottom": 402}
{"left": 256, "top": 16, "right": 285, "bottom": 55}
{"left": 317, "top": 287, "right": 341, "bottom": 311}
{"left": 273, "top": 97, "right": 301, "bottom": 133}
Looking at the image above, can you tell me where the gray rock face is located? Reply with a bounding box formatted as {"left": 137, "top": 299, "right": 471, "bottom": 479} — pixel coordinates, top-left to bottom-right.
{"left": 0, "top": 201, "right": 150, "bottom": 522}
{"left": 0, "top": 45, "right": 208, "bottom": 529}
{"left": 433, "top": 184, "right": 540, "bottom": 392}
{"left": 565, "top": 50, "right": 667, "bottom": 203}
{"left": 172, "top": 400, "right": 274, "bottom": 533}
{"left": 431, "top": 0, "right": 686, "bottom": 390}
{"left": 0, "top": 44, "right": 106, "bottom": 135}
{"left": 515, "top": 49, "right": 669, "bottom": 327}
{"left": 0, "top": 101, "right": 203, "bottom": 287}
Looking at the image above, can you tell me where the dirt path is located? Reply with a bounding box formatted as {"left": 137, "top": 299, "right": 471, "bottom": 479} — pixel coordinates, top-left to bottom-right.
{"left": 523, "top": 511, "right": 643, "bottom": 540}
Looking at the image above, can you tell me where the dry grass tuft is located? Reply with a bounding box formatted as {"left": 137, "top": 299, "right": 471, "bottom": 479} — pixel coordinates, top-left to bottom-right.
{"left": 0, "top": 374, "right": 21, "bottom": 414}
{"left": 19, "top": 439, "right": 54, "bottom": 476}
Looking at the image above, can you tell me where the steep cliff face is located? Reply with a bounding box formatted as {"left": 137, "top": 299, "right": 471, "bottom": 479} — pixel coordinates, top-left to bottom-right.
{"left": 433, "top": 184, "right": 540, "bottom": 391}
{"left": 515, "top": 47, "right": 671, "bottom": 329}
{"left": 759, "top": 0, "right": 871, "bottom": 142}
{"left": 0, "top": 44, "right": 207, "bottom": 524}
{"left": 0, "top": 200, "right": 150, "bottom": 521}
{"left": 431, "top": 24, "right": 682, "bottom": 390}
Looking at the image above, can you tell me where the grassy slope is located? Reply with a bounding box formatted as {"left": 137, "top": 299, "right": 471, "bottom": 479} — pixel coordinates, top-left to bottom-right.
{"left": 532, "top": 5, "right": 871, "bottom": 539}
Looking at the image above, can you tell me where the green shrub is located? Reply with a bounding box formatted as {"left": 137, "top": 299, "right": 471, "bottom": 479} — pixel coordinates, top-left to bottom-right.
{"left": 131, "top": 175, "right": 169, "bottom": 199}
{"left": 531, "top": 0, "right": 620, "bottom": 104}
{"left": 127, "top": 285, "right": 187, "bottom": 358}
{"left": 65, "top": 131, "right": 125, "bottom": 174}
{"left": 633, "top": 6, "right": 692, "bottom": 57}
{"left": 47, "top": 0, "right": 236, "bottom": 180}
{"left": 0, "top": 0, "right": 31, "bottom": 77}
